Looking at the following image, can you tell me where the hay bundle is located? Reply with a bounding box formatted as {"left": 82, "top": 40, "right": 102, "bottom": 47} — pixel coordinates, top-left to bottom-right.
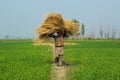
{"left": 36, "top": 13, "right": 64, "bottom": 38}
{"left": 36, "top": 13, "right": 80, "bottom": 38}
{"left": 63, "top": 20, "right": 79, "bottom": 37}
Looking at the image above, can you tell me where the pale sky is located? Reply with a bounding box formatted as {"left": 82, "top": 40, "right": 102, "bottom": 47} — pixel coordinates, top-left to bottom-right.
{"left": 0, "top": 0, "right": 120, "bottom": 39}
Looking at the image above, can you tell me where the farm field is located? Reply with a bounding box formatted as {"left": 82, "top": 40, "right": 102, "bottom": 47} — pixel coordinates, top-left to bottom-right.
{"left": 0, "top": 40, "right": 52, "bottom": 80}
{"left": 0, "top": 40, "right": 120, "bottom": 80}
{"left": 64, "top": 40, "right": 120, "bottom": 80}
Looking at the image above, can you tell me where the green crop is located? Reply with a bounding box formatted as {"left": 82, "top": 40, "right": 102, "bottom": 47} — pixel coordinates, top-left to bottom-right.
{"left": 0, "top": 41, "right": 52, "bottom": 80}
{"left": 64, "top": 40, "right": 120, "bottom": 80}
{"left": 0, "top": 40, "right": 120, "bottom": 80}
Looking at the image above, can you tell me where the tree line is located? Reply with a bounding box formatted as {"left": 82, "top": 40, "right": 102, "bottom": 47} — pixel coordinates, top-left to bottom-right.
{"left": 72, "top": 19, "right": 120, "bottom": 39}
{"left": 79, "top": 24, "right": 120, "bottom": 39}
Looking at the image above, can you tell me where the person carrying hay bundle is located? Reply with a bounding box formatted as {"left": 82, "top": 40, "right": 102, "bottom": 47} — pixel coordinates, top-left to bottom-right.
{"left": 36, "top": 13, "right": 80, "bottom": 66}
{"left": 53, "top": 31, "right": 64, "bottom": 66}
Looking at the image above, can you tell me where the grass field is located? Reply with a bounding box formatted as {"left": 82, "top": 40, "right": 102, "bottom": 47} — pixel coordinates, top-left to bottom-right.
{"left": 64, "top": 40, "right": 120, "bottom": 80}
{"left": 0, "top": 41, "right": 52, "bottom": 80}
{"left": 0, "top": 40, "right": 120, "bottom": 80}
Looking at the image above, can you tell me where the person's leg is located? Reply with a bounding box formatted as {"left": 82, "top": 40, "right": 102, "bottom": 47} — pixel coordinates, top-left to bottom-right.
{"left": 57, "top": 55, "right": 63, "bottom": 66}
{"left": 55, "top": 47, "right": 59, "bottom": 62}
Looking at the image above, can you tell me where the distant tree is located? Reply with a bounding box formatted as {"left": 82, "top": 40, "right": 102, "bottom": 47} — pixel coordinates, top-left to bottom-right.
{"left": 5, "top": 35, "right": 9, "bottom": 40}
{"left": 119, "top": 32, "right": 120, "bottom": 39}
{"left": 111, "top": 28, "right": 116, "bottom": 39}
{"left": 106, "top": 27, "right": 110, "bottom": 39}
{"left": 104, "top": 32, "right": 107, "bottom": 39}
{"left": 91, "top": 30, "right": 95, "bottom": 39}
{"left": 99, "top": 25, "right": 103, "bottom": 39}
{"left": 72, "top": 19, "right": 79, "bottom": 23}
{"left": 72, "top": 19, "right": 80, "bottom": 39}
{"left": 81, "top": 23, "right": 85, "bottom": 38}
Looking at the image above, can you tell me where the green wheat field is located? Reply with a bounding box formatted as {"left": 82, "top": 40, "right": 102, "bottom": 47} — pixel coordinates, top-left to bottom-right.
{"left": 0, "top": 40, "right": 120, "bottom": 80}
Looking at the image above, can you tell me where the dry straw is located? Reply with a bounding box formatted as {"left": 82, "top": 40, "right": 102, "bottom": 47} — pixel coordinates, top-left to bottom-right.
{"left": 36, "top": 13, "right": 80, "bottom": 38}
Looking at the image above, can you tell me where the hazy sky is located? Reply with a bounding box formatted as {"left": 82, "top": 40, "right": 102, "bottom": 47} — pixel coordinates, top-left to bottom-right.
{"left": 0, "top": 0, "right": 120, "bottom": 39}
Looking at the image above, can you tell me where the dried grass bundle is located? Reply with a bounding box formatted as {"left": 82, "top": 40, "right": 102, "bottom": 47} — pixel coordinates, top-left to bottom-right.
{"left": 64, "top": 20, "right": 80, "bottom": 36}
{"left": 36, "top": 13, "right": 64, "bottom": 37}
{"left": 36, "top": 13, "right": 80, "bottom": 38}
{"left": 44, "top": 13, "right": 64, "bottom": 27}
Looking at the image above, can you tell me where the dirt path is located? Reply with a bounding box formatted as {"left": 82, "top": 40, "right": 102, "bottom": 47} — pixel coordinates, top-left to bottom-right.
{"left": 49, "top": 44, "right": 70, "bottom": 80}
{"left": 50, "top": 63, "right": 69, "bottom": 80}
{"left": 33, "top": 42, "right": 74, "bottom": 80}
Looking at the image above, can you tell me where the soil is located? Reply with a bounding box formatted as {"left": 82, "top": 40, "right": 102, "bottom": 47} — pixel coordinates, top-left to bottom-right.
{"left": 50, "top": 63, "right": 70, "bottom": 80}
